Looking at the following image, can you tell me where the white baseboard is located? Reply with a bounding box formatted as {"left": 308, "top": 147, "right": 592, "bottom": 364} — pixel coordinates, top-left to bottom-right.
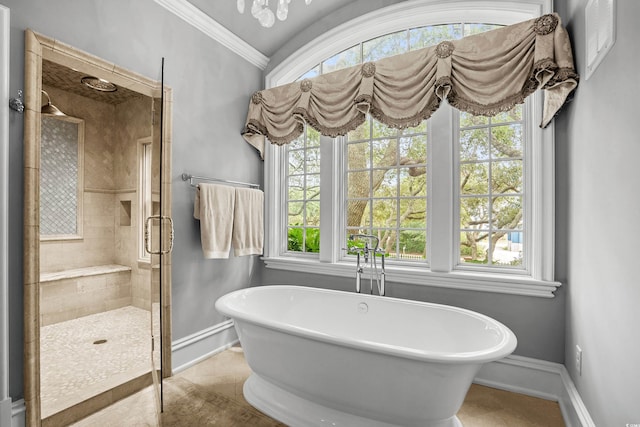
{"left": 10, "top": 398, "right": 25, "bottom": 427}
{"left": 558, "top": 368, "right": 597, "bottom": 427}
{"left": 475, "top": 354, "right": 595, "bottom": 427}
{"left": 1, "top": 397, "right": 11, "bottom": 427}
{"left": 171, "top": 319, "right": 238, "bottom": 374}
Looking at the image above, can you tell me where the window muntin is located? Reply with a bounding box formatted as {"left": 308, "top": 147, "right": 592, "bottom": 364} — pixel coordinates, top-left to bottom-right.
{"left": 346, "top": 117, "right": 428, "bottom": 262}
{"left": 286, "top": 127, "right": 321, "bottom": 254}
{"left": 458, "top": 106, "right": 525, "bottom": 269}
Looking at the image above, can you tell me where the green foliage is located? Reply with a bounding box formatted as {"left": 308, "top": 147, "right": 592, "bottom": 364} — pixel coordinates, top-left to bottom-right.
{"left": 508, "top": 255, "right": 523, "bottom": 266}
{"left": 399, "top": 230, "right": 425, "bottom": 254}
{"left": 287, "top": 228, "right": 303, "bottom": 252}
{"left": 345, "top": 238, "right": 365, "bottom": 254}
{"left": 287, "top": 227, "right": 320, "bottom": 253}
{"left": 465, "top": 258, "right": 489, "bottom": 264}
{"left": 305, "top": 228, "right": 320, "bottom": 252}
{"left": 345, "top": 238, "right": 387, "bottom": 257}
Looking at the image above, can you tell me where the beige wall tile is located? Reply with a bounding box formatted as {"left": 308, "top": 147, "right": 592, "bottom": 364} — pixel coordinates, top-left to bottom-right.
{"left": 40, "top": 278, "right": 77, "bottom": 299}
{"left": 43, "top": 86, "right": 116, "bottom": 191}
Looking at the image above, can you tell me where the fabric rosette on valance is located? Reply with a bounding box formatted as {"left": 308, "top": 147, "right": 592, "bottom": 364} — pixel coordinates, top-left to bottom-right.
{"left": 242, "top": 13, "right": 578, "bottom": 159}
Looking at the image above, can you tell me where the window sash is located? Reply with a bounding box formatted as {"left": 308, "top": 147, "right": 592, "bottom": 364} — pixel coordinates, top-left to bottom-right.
{"left": 456, "top": 106, "right": 527, "bottom": 271}
{"left": 343, "top": 119, "right": 429, "bottom": 264}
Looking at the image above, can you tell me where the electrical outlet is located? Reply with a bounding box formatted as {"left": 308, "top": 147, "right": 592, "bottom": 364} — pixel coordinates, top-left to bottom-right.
{"left": 575, "top": 345, "right": 583, "bottom": 375}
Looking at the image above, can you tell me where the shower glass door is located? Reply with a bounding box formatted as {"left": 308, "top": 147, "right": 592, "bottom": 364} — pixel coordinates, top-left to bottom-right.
{"left": 147, "top": 58, "right": 170, "bottom": 419}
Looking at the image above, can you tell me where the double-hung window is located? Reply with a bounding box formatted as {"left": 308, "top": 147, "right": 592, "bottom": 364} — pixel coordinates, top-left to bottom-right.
{"left": 264, "top": 0, "right": 559, "bottom": 297}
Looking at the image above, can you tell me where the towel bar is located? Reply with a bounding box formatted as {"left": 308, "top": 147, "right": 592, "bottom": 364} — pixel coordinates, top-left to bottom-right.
{"left": 181, "top": 173, "right": 260, "bottom": 189}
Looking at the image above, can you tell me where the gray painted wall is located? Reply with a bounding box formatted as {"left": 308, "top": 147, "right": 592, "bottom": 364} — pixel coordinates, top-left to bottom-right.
{"left": 4, "top": 0, "right": 263, "bottom": 400}
{"left": 555, "top": 1, "right": 640, "bottom": 425}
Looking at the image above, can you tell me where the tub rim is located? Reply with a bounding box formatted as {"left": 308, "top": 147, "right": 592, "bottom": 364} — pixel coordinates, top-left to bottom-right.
{"left": 215, "top": 284, "right": 518, "bottom": 364}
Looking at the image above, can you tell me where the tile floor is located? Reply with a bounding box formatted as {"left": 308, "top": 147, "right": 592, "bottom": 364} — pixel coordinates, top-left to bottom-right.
{"left": 71, "top": 346, "right": 566, "bottom": 426}
{"left": 40, "top": 306, "right": 155, "bottom": 419}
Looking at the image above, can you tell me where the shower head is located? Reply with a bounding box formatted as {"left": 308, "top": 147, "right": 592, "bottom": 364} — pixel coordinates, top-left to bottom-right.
{"left": 81, "top": 76, "right": 117, "bottom": 92}
{"left": 41, "top": 90, "right": 66, "bottom": 116}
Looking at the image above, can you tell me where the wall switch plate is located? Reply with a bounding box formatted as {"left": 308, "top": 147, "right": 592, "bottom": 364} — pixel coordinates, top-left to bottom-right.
{"left": 575, "top": 345, "right": 583, "bottom": 375}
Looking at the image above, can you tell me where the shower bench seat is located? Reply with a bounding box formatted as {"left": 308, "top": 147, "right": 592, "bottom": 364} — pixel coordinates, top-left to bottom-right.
{"left": 40, "top": 264, "right": 133, "bottom": 326}
{"left": 40, "top": 264, "right": 131, "bottom": 283}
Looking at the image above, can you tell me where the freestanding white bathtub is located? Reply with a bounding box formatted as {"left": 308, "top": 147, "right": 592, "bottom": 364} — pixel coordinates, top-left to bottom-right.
{"left": 215, "top": 285, "right": 517, "bottom": 427}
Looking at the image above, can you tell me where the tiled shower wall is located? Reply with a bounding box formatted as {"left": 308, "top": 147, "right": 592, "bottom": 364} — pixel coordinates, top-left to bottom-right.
{"left": 40, "top": 87, "right": 116, "bottom": 272}
{"left": 40, "top": 86, "right": 155, "bottom": 323}
{"left": 114, "top": 95, "right": 155, "bottom": 311}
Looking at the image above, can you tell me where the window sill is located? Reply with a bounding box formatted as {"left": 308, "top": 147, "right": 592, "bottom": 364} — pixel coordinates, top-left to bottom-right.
{"left": 262, "top": 257, "right": 561, "bottom": 298}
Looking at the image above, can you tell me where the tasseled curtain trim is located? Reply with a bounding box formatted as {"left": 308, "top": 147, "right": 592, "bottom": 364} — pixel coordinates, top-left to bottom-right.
{"left": 242, "top": 13, "right": 579, "bottom": 159}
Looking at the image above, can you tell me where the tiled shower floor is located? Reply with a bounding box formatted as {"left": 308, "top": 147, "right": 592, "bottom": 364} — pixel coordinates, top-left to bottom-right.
{"left": 40, "top": 306, "right": 155, "bottom": 418}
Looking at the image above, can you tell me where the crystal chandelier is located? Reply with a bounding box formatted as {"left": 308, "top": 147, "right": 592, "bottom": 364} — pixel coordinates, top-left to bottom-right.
{"left": 237, "top": 0, "right": 313, "bottom": 28}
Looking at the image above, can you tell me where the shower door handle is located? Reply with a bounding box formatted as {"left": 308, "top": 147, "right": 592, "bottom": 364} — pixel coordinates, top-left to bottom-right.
{"left": 144, "top": 215, "right": 174, "bottom": 255}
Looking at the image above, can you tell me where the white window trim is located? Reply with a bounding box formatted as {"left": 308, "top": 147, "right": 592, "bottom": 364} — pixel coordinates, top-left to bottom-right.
{"left": 263, "top": 0, "right": 560, "bottom": 298}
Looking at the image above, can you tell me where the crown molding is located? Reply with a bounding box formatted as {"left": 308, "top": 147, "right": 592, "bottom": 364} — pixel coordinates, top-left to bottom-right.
{"left": 153, "top": 0, "right": 269, "bottom": 70}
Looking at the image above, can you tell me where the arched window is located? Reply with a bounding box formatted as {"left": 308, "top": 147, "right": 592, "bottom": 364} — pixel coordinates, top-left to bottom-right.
{"left": 262, "top": 0, "right": 559, "bottom": 298}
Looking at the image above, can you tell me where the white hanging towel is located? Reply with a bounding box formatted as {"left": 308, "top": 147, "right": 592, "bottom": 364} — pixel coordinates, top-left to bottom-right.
{"left": 232, "top": 187, "right": 264, "bottom": 256}
{"left": 193, "top": 183, "right": 235, "bottom": 259}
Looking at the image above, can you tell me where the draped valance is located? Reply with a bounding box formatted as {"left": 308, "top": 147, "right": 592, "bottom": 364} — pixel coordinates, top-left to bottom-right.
{"left": 242, "top": 13, "right": 578, "bottom": 159}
